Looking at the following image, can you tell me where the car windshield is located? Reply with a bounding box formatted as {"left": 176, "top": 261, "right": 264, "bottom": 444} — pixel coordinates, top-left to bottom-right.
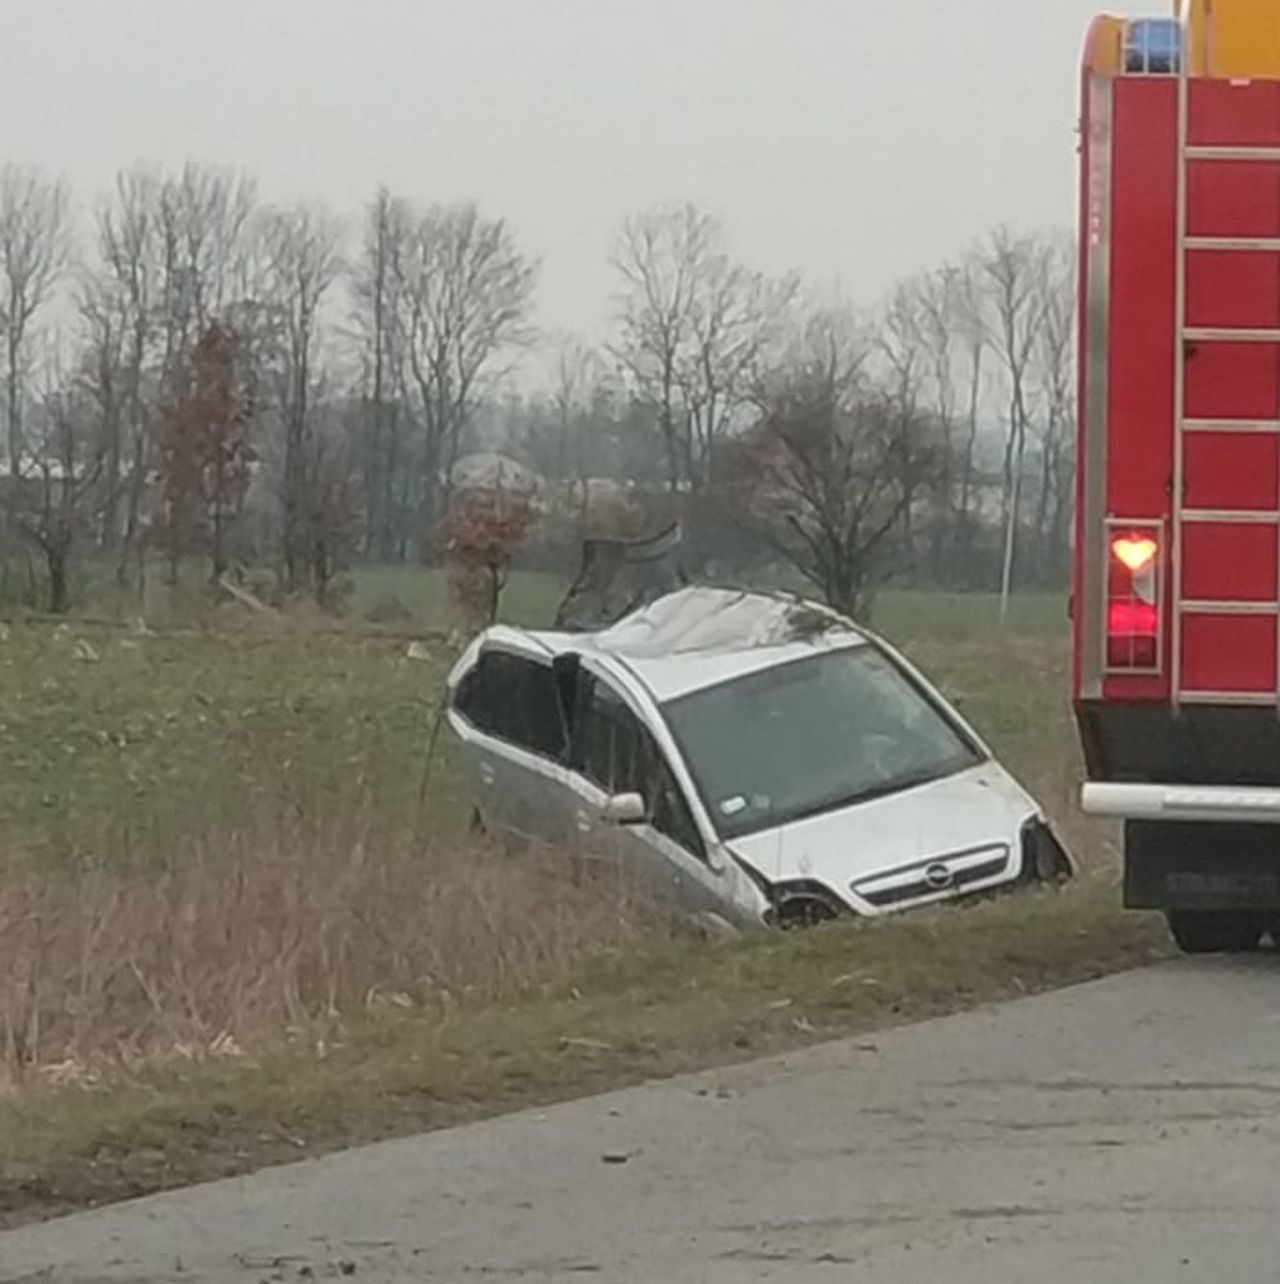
{"left": 663, "top": 646, "right": 982, "bottom": 840}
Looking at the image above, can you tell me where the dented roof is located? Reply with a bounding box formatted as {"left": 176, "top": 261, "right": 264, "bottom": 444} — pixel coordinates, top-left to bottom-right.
{"left": 519, "top": 587, "right": 872, "bottom": 703}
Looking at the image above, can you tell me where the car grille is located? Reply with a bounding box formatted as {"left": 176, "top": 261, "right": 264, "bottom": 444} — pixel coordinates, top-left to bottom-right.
{"left": 853, "top": 846, "right": 1012, "bottom": 909}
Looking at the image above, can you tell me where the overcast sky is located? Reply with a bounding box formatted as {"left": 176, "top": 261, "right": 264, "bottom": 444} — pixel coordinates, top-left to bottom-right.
{"left": 1, "top": 0, "right": 1146, "bottom": 343}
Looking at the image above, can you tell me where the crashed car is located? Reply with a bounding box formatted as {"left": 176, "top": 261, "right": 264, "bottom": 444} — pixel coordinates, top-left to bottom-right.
{"left": 445, "top": 587, "right": 1072, "bottom": 930}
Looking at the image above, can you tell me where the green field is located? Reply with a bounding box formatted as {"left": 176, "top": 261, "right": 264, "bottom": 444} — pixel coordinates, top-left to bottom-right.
{"left": 0, "top": 623, "right": 451, "bottom": 867}
{"left": 17, "top": 552, "right": 1065, "bottom": 637}
{"left": 0, "top": 578, "right": 1077, "bottom": 867}
{"left": 348, "top": 566, "right": 1067, "bottom": 639}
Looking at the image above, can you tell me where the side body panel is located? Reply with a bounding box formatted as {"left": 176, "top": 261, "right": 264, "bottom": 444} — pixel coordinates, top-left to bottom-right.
{"left": 586, "top": 656, "right": 767, "bottom": 929}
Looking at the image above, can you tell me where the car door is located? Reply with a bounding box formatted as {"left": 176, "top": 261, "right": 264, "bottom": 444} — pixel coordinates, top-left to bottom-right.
{"left": 561, "top": 669, "right": 677, "bottom": 903}
{"left": 562, "top": 665, "right": 748, "bottom": 923}
{"left": 451, "top": 644, "right": 572, "bottom": 851}
{"left": 630, "top": 727, "right": 768, "bottom": 928}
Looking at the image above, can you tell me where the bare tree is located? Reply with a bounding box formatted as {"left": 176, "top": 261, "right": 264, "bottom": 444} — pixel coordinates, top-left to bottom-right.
{"left": 87, "top": 168, "right": 159, "bottom": 561}
{"left": 610, "top": 203, "right": 716, "bottom": 490}
{"left": 352, "top": 187, "right": 413, "bottom": 561}
{"left": 950, "top": 261, "right": 989, "bottom": 542}
{"left": 542, "top": 334, "right": 613, "bottom": 531}
{"left": 546, "top": 336, "right": 598, "bottom": 478}
{"left": 14, "top": 358, "right": 105, "bottom": 613}
{"left": 303, "top": 401, "right": 360, "bottom": 606}
{"left": 395, "top": 201, "right": 537, "bottom": 550}
{"left": 732, "top": 314, "right": 940, "bottom": 619}
{"left": 979, "top": 227, "right": 1048, "bottom": 621}
{"left": 1031, "top": 235, "right": 1077, "bottom": 581}
{"left": 86, "top": 165, "right": 259, "bottom": 583}
{"left": 76, "top": 275, "right": 126, "bottom": 550}
{"left": 912, "top": 268, "right": 961, "bottom": 566}
{"left": 158, "top": 165, "right": 258, "bottom": 348}
{"left": 876, "top": 283, "right": 930, "bottom": 558}
{"left": 0, "top": 166, "right": 70, "bottom": 497}
{"left": 260, "top": 205, "right": 341, "bottom": 592}
{"left": 611, "top": 204, "right": 794, "bottom": 492}
{"left": 681, "top": 258, "right": 796, "bottom": 488}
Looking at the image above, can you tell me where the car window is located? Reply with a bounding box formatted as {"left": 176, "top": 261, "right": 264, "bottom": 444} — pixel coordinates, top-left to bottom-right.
{"left": 454, "top": 650, "right": 565, "bottom": 759}
{"left": 572, "top": 674, "right": 707, "bottom": 863}
{"left": 572, "top": 674, "right": 645, "bottom": 793}
{"left": 645, "top": 746, "right": 707, "bottom": 862}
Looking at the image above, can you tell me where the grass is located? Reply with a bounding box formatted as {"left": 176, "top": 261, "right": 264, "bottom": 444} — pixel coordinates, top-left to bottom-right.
{"left": 350, "top": 566, "right": 1066, "bottom": 640}
{"left": 348, "top": 564, "right": 567, "bottom": 629}
{"left": 0, "top": 876, "right": 1168, "bottom": 1229}
{"left": 0, "top": 576, "right": 1143, "bottom": 1229}
{"left": 0, "top": 622, "right": 453, "bottom": 865}
{"left": 0, "top": 579, "right": 1077, "bottom": 868}
{"left": 13, "top": 553, "right": 1062, "bottom": 638}
{"left": 0, "top": 832, "right": 648, "bottom": 1089}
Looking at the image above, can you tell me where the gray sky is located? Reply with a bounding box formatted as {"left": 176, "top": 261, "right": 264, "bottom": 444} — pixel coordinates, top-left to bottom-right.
{"left": 2, "top": 0, "right": 1145, "bottom": 341}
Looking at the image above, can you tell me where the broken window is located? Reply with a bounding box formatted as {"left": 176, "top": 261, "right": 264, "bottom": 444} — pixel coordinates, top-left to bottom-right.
{"left": 571, "top": 675, "right": 645, "bottom": 794}
{"left": 454, "top": 650, "right": 566, "bottom": 759}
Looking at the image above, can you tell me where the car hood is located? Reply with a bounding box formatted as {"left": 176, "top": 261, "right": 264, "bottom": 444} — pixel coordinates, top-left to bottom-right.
{"left": 727, "top": 763, "right": 1038, "bottom": 892}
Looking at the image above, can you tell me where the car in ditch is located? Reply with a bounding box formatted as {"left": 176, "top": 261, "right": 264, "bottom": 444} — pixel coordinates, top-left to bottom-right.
{"left": 445, "top": 587, "right": 1072, "bottom": 930}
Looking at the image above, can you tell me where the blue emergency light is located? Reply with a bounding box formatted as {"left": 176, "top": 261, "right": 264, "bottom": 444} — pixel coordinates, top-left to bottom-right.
{"left": 1124, "top": 18, "right": 1182, "bottom": 74}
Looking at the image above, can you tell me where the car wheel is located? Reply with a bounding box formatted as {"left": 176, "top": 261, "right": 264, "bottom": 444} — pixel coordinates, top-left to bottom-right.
{"left": 1166, "top": 910, "right": 1263, "bottom": 955}
{"left": 774, "top": 896, "right": 840, "bottom": 930}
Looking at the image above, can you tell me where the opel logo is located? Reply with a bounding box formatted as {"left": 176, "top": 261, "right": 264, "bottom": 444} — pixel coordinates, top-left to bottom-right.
{"left": 924, "top": 862, "right": 955, "bottom": 891}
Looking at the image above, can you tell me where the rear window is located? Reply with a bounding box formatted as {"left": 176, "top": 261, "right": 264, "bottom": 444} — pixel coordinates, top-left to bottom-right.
{"left": 454, "top": 650, "right": 565, "bottom": 759}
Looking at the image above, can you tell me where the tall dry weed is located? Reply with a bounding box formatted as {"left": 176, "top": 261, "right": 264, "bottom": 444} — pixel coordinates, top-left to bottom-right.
{"left": 0, "top": 828, "right": 644, "bottom": 1091}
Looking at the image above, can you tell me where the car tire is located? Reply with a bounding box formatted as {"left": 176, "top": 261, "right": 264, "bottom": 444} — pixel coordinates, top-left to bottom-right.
{"left": 1166, "top": 910, "right": 1263, "bottom": 955}
{"left": 773, "top": 897, "right": 841, "bottom": 930}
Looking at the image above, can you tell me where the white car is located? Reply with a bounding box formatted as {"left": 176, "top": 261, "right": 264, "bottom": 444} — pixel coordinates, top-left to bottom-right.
{"left": 445, "top": 587, "right": 1071, "bottom": 930}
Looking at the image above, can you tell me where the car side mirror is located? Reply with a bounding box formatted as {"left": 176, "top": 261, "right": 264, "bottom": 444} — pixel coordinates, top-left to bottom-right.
{"left": 603, "top": 792, "right": 646, "bottom": 826}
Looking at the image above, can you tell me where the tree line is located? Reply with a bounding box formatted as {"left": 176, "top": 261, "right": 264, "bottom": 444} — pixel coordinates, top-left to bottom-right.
{"left": 0, "top": 161, "right": 1075, "bottom": 618}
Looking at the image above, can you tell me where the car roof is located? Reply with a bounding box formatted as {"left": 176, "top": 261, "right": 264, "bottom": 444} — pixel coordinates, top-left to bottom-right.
{"left": 492, "top": 586, "right": 871, "bottom": 702}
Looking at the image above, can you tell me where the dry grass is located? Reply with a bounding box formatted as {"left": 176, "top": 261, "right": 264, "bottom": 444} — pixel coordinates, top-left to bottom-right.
{"left": 0, "top": 597, "right": 1161, "bottom": 1227}
{"left": 0, "top": 828, "right": 646, "bottom": 1094}
{"left": 0, "top": 873, "right": 1170, "bottom": 1228}
{"left": 0, "top": 626, "right": 1099, "bottom": 1087}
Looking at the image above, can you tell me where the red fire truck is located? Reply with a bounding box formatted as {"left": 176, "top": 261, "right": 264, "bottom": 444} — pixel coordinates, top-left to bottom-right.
{"left": 1076, "top": 3, "right": 1280, "bottom": 951}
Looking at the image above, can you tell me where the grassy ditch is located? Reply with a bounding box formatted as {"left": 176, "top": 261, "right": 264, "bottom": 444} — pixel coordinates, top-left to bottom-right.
{"left": 0, "top": 594, "right": 1152, "bottom": 1229}
{"left": 0, "top": 873, "right": 1168, "bottom": 1229}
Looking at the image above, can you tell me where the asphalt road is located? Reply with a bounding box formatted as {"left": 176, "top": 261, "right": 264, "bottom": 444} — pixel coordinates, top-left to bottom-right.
{"left": 6, "top": 959, "right": 1280, "bottom": 1283}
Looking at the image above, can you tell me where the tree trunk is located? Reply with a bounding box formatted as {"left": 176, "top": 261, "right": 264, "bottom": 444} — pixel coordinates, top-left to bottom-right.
{"left": 999, "top": 420, "right": 1027, "bottom": 624}
{"left": 46, "top": 543, "right": 69, "bottom": 614}
{"left": 116, "top": 432, "right": 147, "bottom": 589}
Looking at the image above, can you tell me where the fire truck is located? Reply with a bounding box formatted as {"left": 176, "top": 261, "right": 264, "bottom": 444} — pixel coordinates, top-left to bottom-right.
{"left": 1076, "top": 2, "right": 1280, "bottom": 951}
